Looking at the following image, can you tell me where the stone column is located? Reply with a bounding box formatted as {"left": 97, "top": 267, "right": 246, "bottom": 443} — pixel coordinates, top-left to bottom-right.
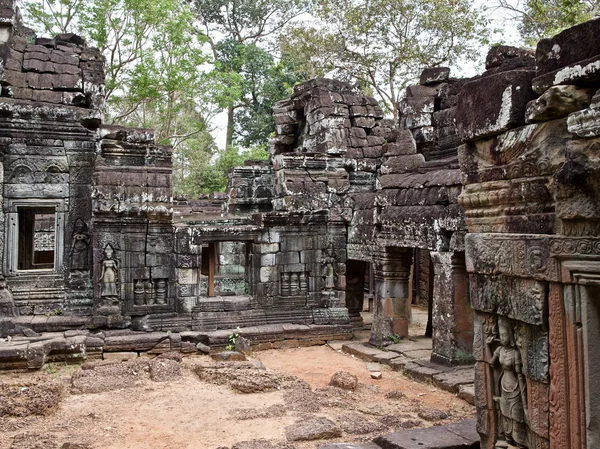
{"left": 369, "top": 247, "right": 412, "bottom": 346}
{"left": 430, "top": 251, "right": 473, "bottom": 365}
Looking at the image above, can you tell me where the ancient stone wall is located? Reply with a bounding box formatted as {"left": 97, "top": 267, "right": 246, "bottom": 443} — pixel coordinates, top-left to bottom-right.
{"left": 457, "top": 20, "right": 600, "bottom": 449}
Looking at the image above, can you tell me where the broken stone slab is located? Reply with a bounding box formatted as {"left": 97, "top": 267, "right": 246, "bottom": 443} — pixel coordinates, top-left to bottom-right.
{"left": 285, "top": 416, "right": 342, "bottom": 442}
{"left": 457, "top": 384, "right": 475, "bottom": 405}
{"left": 341, "top": 342, "right": 386, "bottom": 362}
{"left": 373, "top": 418, "right": 479, "bottom": 449}
{"left": 370, "top": 371, "right": 382, "bottom": 380}
{"left": 103, "top": 332, "right": 169, "bottom": 352}
{"left": 388, "top": 356, "right": 410, "bottom": 371}
{"left": 486, "top": 45, "right": 535, "bottom": 70}
{"left": 456, "top": 70, "right": 537, "bottom": 141}
{"left": 525, "top": 85, "right": 595, "bottom": 123}
{"left": 386, "top": 339, "right": 433, "bottom": 354}
{"left": 373, "top": 352, "right": 401, "bottom": 364}
{"left": 318, "top": 443, "right": 381, "bottom": 449}
{"left": 432, "top": 368, "right": 475, "bottom": 394}
{"left": 196, "top": 342, "right": 211, "bottom": 354}
{"left": 402, "top": 349, "right": 433, "bottom": 360}
{"left": 403, "top": 362, "right": 443, "bottom": 383}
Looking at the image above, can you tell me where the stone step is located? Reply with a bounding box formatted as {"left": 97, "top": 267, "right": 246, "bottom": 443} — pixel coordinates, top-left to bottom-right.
{"left": 319, "top": 444, "right": 381, "bottom": 449}
{"left": 373, "top": 418, "right": 479, "bottom": 449}
{"left": 341, "top": 342, "right": 387, "bottom": 361}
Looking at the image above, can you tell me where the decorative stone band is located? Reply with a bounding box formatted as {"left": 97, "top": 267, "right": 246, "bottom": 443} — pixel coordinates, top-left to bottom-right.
{"left": 465, "top": 233, "right": 600, "bottom": 283}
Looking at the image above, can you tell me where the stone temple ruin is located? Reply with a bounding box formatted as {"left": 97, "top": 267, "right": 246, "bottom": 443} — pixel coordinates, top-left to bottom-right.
{"left": 1, "top": 0, "right": 600, "bottom": 447}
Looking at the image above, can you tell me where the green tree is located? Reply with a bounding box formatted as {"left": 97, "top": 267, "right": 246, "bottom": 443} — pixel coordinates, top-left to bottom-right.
{"left": 496, "top": 0, "right": 598, "bottom": 45}
{"left": 192, "top": 0, "right": 310, "bottom": 147}
{"left": 21, "top": 0, "right": 219, "bottom": 197}
{"left": 179, "top": 145, "right": 268, "bottom": 194}
{"left": 281, "top": 0, "right": 489, "bottom": 117}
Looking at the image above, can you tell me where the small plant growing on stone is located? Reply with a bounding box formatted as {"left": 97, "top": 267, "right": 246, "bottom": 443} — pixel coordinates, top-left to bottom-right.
{"left": 226, "top": 327, "right": 241, "bottom": 351}
{"left": 388, "top": 334, "right": 403, "bottom": 344}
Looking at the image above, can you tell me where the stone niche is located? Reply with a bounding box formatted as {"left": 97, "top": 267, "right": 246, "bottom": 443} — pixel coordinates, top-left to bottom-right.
{"left": 457, "top": 19, "right": 600, "bottom": 449}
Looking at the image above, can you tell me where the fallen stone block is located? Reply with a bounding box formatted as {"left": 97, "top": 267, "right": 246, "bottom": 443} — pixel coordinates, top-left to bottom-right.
{"left": 373, "top": 418, "right": 479, "bottom": 449}
{"left": 104, "top": 332, "right": 168, "bottom": 352}
{"left": 285, "top": 416, "right": 342, "bottom": 442}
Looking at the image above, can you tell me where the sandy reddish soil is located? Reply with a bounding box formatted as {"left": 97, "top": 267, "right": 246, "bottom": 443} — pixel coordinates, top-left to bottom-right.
{"left": 0, "top": 339, "right": 474, "bottom": 449}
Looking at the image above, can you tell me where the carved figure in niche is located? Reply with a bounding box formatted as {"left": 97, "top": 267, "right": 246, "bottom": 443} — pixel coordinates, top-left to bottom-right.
{"left": 100, "top": 244, "right": 119, "bottom": 298}
{"left": 9, "top": 165, "right": 33, "bottom": 184}
{"left": 322, "top": 243, "right": 336, "bottom": 289}
{"left": 70, "top": 219, "right": 90, "bottom": 271}
{"left": 0, "top": 277, "right": 17, "bottom": 317}
{"left": 487, "top": 316, "right": 529, "bottom": 448}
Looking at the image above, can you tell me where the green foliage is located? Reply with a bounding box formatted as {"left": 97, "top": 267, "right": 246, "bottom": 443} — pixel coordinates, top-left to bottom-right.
{"left": 387, "top": 334, "right": 403, "bottom": 344}
{"left": 175, "top": 144, "right": 268, "bottom": 195}
{"left": 281, "top": 0, "right": 489, "bottom": 116}
{"left": 497, "top": 0, "right": 598, "bottom": 45}
{"left": 21, "top": 0, "right": 220, "bottom": 198}
{"left": 225, "top": 327, "right": 241, "bottom": 351}
{"left": 192, "top": 0, "right": 310, "bottom": 147}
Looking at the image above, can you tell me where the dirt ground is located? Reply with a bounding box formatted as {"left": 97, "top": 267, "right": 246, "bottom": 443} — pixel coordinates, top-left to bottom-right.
{"left": 0, "top": 308, "right": 472, "bottom": 449}
{"left": 0, "top": 334, "right": 474, "bottom": 449}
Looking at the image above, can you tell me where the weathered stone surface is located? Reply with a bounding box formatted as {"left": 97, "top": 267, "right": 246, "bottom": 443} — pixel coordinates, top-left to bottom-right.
{"left": 420, "top": 67, "right": 450, "bottom": 85}
{"left": 341, "top": 342, "right": 386, "bottom": 361}
{"left": 456, "top": 69, "right": 537, "bottom": 141}
{"left": 374, "top": 419, "right": 479, "bottom": 449}
{"left": 432, "top": 368, "right": 474, "bottom": 393}
{"left": 525, "top": 85, "right": 595, "bottom": 123}
{"left": 285, "top": 416, "right": 342, "bottom": 442}
{"left": 534, "top": 17, "right": 600, "bottom": 93}
{"left": 329, "top": 371, "right": 358, "bottom": 390}
{"left": 319, "top": 444, "right": 380, "bottom": 449}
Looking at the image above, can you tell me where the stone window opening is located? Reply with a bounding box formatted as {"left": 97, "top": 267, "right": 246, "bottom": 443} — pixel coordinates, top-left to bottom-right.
{"left": 200, "top": 241, "right": 250, "bottom": 297}
{"left": 17, "top": 207, "right": 56, "bottom": 271}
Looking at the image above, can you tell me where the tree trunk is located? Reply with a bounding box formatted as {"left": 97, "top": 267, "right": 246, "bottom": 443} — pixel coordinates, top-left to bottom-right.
{"left": 226, "top": 105, "right": 234, "bottom": 148}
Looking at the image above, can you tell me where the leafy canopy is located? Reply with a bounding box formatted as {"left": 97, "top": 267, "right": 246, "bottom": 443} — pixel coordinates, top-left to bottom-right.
{"left": 281, "top": 0, "right": 489, "bottom": 116}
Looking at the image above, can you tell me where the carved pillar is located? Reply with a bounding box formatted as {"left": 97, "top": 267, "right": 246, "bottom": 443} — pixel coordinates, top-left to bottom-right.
{"left": 430, "top": 251, "right": 473, "bottom": 365}
{"left": 369, "top": 247, "right": 412, "bottom": 345}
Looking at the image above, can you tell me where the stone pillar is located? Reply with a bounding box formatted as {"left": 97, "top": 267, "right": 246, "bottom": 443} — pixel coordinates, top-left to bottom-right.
{"left": 369, "top": 247, "right": 412, "bottom": 345}
{"left": 346, "top": 260, "right": 366, "bottom": 328}
{"left": 430, "top": 251, "right": 473, "bottom": 365}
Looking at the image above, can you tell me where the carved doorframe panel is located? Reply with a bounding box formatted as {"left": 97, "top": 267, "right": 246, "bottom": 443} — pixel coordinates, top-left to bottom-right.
{"left": 556, "top": 259, "right": 600, "bottom": 449}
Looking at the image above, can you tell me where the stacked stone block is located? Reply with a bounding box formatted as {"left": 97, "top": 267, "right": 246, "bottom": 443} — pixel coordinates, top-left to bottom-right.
{"left": 93, "top": 125, "right": 174, "bottom": 325}
{"left": 457, "top": 21, "right": 600, "bottom": 449}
